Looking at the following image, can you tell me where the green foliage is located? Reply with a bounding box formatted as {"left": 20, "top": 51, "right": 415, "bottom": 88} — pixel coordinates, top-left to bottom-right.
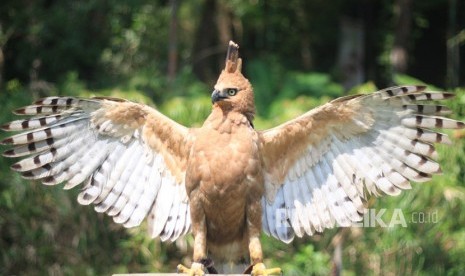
{"left": 280, "top": 72, "right": 344, "bottom": 99}
{"left": 263, "top": 236, "right": 332, "bottom": 276}
{"left": 159, "top": 95, "right": 211, "bottom": 127}
{"left": 265, "top": 95, "right": 332, "bottom": 128}
{"left": 346, "top": 81, "right": 378, "bottom": 95}
{"left": 246, "top": 57, "right": 287, "bottom": 116}
{"left": 247, "top": 58, "right": 343, "bottom": 118}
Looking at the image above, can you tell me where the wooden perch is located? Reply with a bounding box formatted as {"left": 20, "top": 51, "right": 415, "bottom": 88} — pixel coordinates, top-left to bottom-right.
{"left": 112, "top": 274, "right": 249, "bottom": 276}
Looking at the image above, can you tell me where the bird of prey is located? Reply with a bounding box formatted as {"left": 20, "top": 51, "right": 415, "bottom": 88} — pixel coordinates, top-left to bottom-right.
{"left": 2, "top": 41, "right": 464, "bottom": 275}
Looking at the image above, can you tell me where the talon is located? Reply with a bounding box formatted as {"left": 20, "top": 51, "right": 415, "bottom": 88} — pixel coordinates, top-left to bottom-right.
{"left": 177, "top": 262, "right": 205, "bottom": 276}
{"left": 251, "top": 262, "right": 282, "bottom": 276}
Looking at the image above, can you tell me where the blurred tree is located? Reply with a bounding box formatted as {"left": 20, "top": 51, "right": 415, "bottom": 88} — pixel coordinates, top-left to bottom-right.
{"left": 391, "top": 0, "right": 413, "bottom": 74}
{"left": 1, "top": 0, "right": 113, "bottom": 86}
{"left": 360, "top": 0, "right": 395, "bottom": 88}
{"left": 191, "top": 0, "right": 225, "bottom": 85}
{"left": 168, "top": 0, "right": 180, "bottom": 82}
{"left": 447, "top": 0, "right": 459, "bottom": 88}
{"left": 337, "top": 17, "right": 365, "bottom": 90}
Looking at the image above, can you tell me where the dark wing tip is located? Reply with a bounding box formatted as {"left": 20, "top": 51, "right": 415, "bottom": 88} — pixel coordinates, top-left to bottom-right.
{"left": 21, "top": 171, "right": 34, "bottom": 178}
{"left": 10, "top": 163, "right": 22, "bottom": 171}
{"left": 415, "top": 85, "right": 427, "bottom": 91}
{"left": 13, "top": 108, "right": 26, "bottom": 115}
{"left": 34, "top": 98, "right": 45, "bottom": 105}
{"left": 3, "top": 149, "right": 15, "bottom": 157}
{"left": 443, "top": 92, "right": 455, "bottom": 99}
{"left": 42, "top": 176, "right": 56, "bottom": 184}
{"left": 1, "top": 137, "right": 13, "bottom": 145}
{"left": 1, "top": 123, "right": 11, "bottom": 130}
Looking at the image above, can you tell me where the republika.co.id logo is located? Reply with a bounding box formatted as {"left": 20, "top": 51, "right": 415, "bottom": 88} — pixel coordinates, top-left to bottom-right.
{"left": 274, "top": 208, "right": 438, "bottom": 229}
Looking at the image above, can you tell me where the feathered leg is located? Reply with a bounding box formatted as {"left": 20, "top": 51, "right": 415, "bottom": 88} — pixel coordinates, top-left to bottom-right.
{"left": 177, "top": 191, "right": 207, "bottom": 276}
{"left": 247, "top": 197, "right": 282, "bottom": 276}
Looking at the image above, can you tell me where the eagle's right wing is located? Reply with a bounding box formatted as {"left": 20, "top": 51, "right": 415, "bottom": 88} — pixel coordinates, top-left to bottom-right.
{"left": 258, "top": 86, "right": 464, "bottom": 242}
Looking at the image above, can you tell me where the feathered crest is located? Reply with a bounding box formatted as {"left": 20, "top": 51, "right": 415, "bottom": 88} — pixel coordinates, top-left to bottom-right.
{"left": 225, "top": 41, "right": 242, "bottom": 73}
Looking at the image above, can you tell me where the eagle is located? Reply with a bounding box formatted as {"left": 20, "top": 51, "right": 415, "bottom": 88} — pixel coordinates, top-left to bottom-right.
{"left": 2, "top": 41, "right": 464, "bottom": 275}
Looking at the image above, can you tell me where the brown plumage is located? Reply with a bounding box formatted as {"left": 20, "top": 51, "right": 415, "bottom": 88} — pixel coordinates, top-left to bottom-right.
{"left": 2, "top": 41, "right": 464, "bottom": 275}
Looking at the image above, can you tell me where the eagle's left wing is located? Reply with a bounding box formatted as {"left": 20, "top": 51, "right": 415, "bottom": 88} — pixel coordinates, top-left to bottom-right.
{"left": 1, "top": 96, "right": 193, "bottom": 242}
{"left": 259, "top": 85, "right": 464, "bottom": 243}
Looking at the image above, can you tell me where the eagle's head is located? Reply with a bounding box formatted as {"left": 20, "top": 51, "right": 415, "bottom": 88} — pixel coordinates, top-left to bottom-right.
{"left": 212, "top": 41, "right": 255, "bottom": 121}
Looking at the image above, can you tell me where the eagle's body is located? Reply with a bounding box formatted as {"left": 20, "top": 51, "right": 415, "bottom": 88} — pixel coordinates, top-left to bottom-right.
{"left": 186, "top": 57, "right": 266, "bottom": 266}
{"left": 187, "top": 108, "right": 263, "bottom": 263}
{"left": 2, "top": 41, "right": 464, "bottom": 275}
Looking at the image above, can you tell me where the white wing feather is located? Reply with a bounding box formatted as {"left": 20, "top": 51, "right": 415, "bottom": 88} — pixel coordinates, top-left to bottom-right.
{"left": 261, "top": 86, "right": 464, "bottom": 242}
{"left": 2, "top": 97, "right": 191, "bottom": 241}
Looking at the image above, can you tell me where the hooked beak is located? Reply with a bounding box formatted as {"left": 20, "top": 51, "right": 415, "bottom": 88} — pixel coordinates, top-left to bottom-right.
{"left": 211, "top": 89, "right": 227, "bottom": 103}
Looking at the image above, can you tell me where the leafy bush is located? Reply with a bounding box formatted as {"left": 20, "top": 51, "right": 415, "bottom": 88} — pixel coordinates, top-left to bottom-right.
{"left": 247, "top": 58, "right": 343, "bottom": 118}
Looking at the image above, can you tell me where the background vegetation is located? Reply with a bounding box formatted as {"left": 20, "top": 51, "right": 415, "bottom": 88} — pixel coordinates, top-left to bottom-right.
{"left": 1, "top": 0, "right": 465, "bottom": 275}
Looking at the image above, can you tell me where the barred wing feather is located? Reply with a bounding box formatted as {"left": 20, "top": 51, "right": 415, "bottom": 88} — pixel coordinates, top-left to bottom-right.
{"left": 1, "top": 97, "right": 192, "bottom": 241}
{"left": 259, "top": 86, "right": 464, "bottom": 243}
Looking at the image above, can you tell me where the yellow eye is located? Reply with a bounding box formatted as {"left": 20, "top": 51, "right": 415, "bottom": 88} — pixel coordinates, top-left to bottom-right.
{"left": 227, "top": 88, "right": 238, "bottom": 96}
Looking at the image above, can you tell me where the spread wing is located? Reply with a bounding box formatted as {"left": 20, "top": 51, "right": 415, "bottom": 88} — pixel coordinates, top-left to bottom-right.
{"left": 259, "top": 85, "right": 464, "bottom": 243}
{"left": 1, "top": 96, "right": 193, "bottom": 242}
